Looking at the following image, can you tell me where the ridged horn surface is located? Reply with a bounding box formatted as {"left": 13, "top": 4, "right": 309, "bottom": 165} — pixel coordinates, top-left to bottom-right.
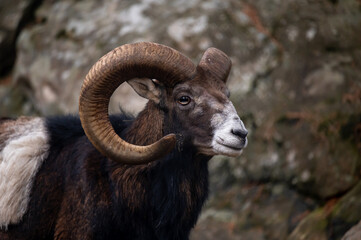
{"left": 79, "top": 42, "right": 196, "bottom": 164}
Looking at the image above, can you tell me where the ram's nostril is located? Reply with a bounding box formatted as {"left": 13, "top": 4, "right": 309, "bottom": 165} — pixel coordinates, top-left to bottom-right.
{"left": 231, "top": 128, "right": 248, "bottom": 139}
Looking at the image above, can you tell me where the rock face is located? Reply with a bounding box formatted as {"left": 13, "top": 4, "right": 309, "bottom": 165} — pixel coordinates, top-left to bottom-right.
{"left": 0, "top": 0, "right": 42, "bottom": 76}
{"left": 0, "top": 0, "right": 360, "bottom": 239}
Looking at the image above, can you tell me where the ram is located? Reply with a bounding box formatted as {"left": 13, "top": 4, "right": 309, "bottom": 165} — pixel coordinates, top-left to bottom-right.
{"left": 0, "top": 42, "right": 248, "bottom": 240}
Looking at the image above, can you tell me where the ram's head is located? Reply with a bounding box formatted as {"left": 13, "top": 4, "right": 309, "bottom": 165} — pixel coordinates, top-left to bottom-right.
{"left": 79, "top": 42, "right": 248, "bottom": 164}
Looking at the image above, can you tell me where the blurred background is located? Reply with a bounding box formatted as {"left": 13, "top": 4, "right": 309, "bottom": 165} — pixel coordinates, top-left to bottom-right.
{"left": 1, "top": 0, "right": 361, "bottom": 239}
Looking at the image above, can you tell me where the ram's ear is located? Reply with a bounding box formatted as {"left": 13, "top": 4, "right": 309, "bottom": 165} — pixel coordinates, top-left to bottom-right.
{"left": 127, "top": 78, "right": 161, "bottom": 104}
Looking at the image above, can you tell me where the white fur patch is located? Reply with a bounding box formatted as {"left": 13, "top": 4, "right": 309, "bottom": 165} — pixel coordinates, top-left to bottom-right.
{"left": 211, "top": 101, "right": 248, "bottom": 157}
{"left": 0, "top": 118, "right": 49, "bottom": 229}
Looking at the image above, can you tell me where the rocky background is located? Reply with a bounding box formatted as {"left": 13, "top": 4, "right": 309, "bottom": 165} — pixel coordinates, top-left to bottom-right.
{"left": 1, "top": 0, "right": 361, "bottom": 239}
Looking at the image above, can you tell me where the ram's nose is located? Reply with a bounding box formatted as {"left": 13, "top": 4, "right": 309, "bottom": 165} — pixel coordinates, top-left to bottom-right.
{"left": 231, "top": 128, "right": 248, "bottom": 139}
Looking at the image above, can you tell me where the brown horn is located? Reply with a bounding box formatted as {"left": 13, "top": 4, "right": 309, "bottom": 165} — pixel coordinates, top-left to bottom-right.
{"left": 197, "top": 47, "right": 232, "bottom": 83}
{"left": 79, "top": 42, "right": 196, "bottom": 164}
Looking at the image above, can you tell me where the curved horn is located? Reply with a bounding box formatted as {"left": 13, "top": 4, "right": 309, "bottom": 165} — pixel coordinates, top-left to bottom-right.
{"left": 79, "top": 42, "right": 196, "bottom": 164}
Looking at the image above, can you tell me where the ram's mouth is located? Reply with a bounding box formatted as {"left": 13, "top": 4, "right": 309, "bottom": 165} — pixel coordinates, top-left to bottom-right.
{"left": 216, "top": 137, "right": 245, "bottom": 150}
{"left": 195, "top": 137, "right": 247, "bottom": 157}
{"left": 218, "top": 143, "right": 243, "bottom": 151}
{"left": 212, "top": 138, "right": 245, "bottom": 157}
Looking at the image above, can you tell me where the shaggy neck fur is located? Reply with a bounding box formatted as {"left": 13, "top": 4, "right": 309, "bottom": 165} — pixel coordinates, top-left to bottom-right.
{"left": 125, "top": 102, "right": 164, "bottom": 146}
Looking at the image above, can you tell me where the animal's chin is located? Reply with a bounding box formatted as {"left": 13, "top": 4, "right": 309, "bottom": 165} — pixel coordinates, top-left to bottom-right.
{"left": 211, "top": 137, "right": 247, "bottom": 157}
{"left": 214, "top": 143, "right": 244, "bottom": 157}
{"left": 197, "top": 144, "right": 244, "bottom": 157}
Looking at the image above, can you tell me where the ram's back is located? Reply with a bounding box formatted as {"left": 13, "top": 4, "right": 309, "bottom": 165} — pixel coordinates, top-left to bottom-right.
{"left": 0, "top": 114, "right": 132, "bottom": 232}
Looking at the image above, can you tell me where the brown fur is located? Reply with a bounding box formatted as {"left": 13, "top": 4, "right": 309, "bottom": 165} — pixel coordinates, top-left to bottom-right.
{"left": 125, "top": 102, "right": 164, "bottom": 146}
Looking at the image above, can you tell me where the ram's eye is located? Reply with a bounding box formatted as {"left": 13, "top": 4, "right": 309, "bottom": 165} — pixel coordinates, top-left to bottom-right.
{"left": 177, "top": 96, "right": 191, "bottom": 106}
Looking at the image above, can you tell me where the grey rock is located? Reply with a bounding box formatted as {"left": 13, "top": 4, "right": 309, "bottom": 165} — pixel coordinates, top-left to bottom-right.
{"left": 287, "top": 210, "right": 328, "bottom": 240}
{"left": 0, "top": 0, "right": 28, "bottom": 76}
{"left": 0, "top": 0, "right": 42, "bottom": 76}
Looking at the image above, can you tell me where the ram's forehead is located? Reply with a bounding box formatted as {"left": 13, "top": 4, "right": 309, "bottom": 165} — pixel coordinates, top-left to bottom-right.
{"left": 178, "top": 79, "right": 229, "bottom": 101}
{"left": 191, "top": 75, "right": 228, "bottom": 89}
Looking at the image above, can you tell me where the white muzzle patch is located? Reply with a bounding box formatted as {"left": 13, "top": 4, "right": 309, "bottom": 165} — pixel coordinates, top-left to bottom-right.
{"left": 0, "top": 118, "right": 49, "bottom": 229}
{"left": 211, "top": 101, "right": 248, "bottom": 157}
